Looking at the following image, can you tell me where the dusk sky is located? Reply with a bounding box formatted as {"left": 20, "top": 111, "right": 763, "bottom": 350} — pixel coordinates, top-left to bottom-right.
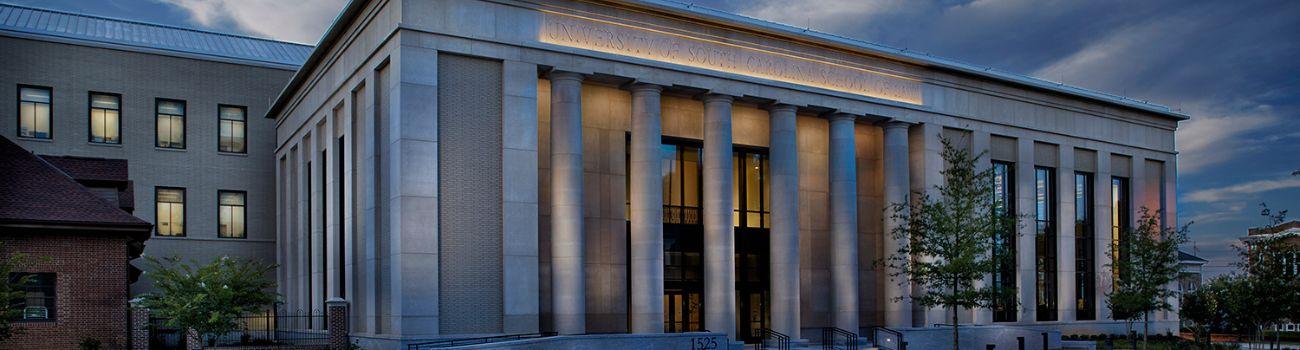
{"left": 14, "top": 0, "right": 1297, "bottom": 277}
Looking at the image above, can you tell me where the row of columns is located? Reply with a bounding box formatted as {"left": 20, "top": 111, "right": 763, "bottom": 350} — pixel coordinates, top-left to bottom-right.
{"left": 546, "top": 70, "right": 916, "bottom": 341}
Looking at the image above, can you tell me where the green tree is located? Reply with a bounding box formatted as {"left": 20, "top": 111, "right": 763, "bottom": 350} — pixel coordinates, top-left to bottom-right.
{"left": 1232, "top": 204, "right": 1299, "bottom": 347}
{"left": 883, "top": 137, "right": 1018, "bottom": 350}
{"left": 0, "top": 247, "right": 35, "bottom": 342}
{"left": 1106, "top": 207, "right": 1189, "bottom": 349}
{"left": 1179, "top": 281, "right": 1221, "bottom": 346}
{"left": 139, "top": 256, "right": 278, "bottom": 346}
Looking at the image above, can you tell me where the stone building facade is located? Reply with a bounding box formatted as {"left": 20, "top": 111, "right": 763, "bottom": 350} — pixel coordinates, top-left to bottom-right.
{"left": 259, "top": 0, "right": 1181, "bottom": 348}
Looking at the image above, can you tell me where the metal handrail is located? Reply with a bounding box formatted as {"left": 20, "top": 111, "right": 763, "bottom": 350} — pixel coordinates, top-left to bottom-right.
{"left": 755, "top": 328, "right": 790, "bottom": 350}
{"left": 870, "top": 326, "right": 905, "bottom": 350}
{"left": 821, "top": 327, "right": 859, "bottom": 350}
{"left": 406, "top": 332, "right": 557, "bottom": 350}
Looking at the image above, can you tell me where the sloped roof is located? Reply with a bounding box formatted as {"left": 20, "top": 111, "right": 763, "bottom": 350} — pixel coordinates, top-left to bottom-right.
{"left": 1179, "top": 250, "right": 1208, "bottom": 264}
{"left": 39, "top": 155, "right": 128, "bottom": 182}
{"left": 0, "top": 136, "right": 150, "bottom": 231}
{"left": 0, "top": 2, "right": 312, "bottom": 68}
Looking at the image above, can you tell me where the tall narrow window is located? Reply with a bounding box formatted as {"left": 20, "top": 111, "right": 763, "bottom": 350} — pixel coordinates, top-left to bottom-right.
{"left": 319, "top": 149, "right": 328, "bottom": 304}
{"left": 1075, "top": 172, "right": 1096, "bottom": 320}
{"left": 732, "top": 150, "right": 769, "bottom": 229}
{"left": 18, "top": 86, "right": 52, "bottom": 139}
{"left": 156, "top": 187, "right": 186, "bottom": 236}
{"left": 661, "top": 142, "right": 702, "bottom": 225}
{"left": 992, "top": 161, "right": 1017, "bottom": 322}
{"left": 1111, "top": 177, "right": 1131, "bottom": 287}
{"left": 337, "top": 136, "right": 346, "bottom": 298}
{"left": 219, "top": 105, "right": 247, "bottom": 153}
{"left": 156, "top": 99, "right": 186, "bottom": 149}
{"left": 218, "top": 191, "right": 247, "bottom": 238}
{"left": 89, "top": 93, "right": 121, "bottom": 144}
{"left": 1035, "top": 167, "right": 1057, "bottom": 321}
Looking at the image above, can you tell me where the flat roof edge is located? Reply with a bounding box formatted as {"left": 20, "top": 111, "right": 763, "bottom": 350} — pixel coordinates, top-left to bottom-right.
{"left": 622, "top": 0, "right": 1190, "bottom": 121}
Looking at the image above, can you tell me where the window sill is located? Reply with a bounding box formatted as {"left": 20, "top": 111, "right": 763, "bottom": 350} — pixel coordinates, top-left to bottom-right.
{"left": 88, "top": 142, "right": 123, "bottom": 148}
{"left": 218, "top": 151, "right": 249, "bottom": 157}
{"left": 155, "top": 147, "right": 187, "bottom": 152}
{"left": 16, "top": 137, "right": 53, "bottom": 143}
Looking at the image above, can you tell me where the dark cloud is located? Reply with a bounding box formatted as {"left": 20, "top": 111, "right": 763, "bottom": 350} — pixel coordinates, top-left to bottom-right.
{"left": 694, "top": 0, "right": 1300, "bottom": 275}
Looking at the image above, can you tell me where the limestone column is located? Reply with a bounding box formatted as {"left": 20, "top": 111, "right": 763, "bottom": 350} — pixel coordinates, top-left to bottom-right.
{"left": 549, "top": 71, "right": 585, "bottom": 335}
{"left": 828, "top": 113, "right": 859, "bottom": 333}
{"left": 702, "top": 94, "right": 737, "bottom": 340}
{"left": 768, "top": 104, "right": 801, "bottom": 338}
{"left": 881, "top": 121, "right": 912, "bottom": 328}
{"left": 970, "top": 131, "right": 994, "bottom": 325}
{"left": 1015, "top": 138, "right": 1036, "bottom": 323}
{"left": 1056, "top": 146, "right": 1078, "bottom": 322}
{"left": 629, "top": 83, "right": 665, "bottom": 333}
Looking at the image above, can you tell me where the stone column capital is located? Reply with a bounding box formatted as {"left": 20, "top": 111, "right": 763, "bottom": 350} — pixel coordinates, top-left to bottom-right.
{"left": 767, "top": 103, "right": 799, "bottom": 113}
{"left": 882, "top": 120, "right": 913, "bottom": 130}
{"left": 629, "top": 82, "right": 663, "bottom": 94}
{"left": 548, "top": 70, "right": 584, "bottom": 82}
{"left": 702, "top": 93, "right": 735, "bottom": 104}
{"left": 829, "top": 112, "right": 857, "bottom": 123}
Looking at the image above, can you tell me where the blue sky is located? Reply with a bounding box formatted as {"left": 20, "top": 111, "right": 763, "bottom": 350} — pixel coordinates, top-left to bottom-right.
{"left": 13, "top": 0, "right": 1297, "bottom": 277}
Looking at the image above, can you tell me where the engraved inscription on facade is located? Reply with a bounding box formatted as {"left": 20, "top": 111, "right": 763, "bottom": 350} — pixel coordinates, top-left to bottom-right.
{"left": 540, "top": 13, "right": 923, "bottom": 105}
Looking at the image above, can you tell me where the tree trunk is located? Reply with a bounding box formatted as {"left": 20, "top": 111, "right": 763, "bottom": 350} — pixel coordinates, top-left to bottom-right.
{"left": 952, "top": 305, "right": 959, "bottom": 350}
{"left": 1143, "top": 311, "right": 1149, "bottom": 350}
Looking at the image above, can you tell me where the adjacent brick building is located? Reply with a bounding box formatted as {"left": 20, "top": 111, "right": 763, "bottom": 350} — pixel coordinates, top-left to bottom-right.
{"left": 0, "top": 135, "right": 152, "bottom": 349}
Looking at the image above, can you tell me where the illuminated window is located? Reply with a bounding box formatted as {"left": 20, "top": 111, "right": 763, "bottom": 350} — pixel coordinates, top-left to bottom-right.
{"left": 992, "top": 161, "right": 1017, "bottom": 323}
{"left": 218, "top": 105, "right": 247, "bottom": 153}
{"left": 89, "top": 93, "right": 121, "bottom": 144}
{"left": 156, "top": 99, "right": 185, "bottom": 149}
{"left": 1035, "top": 167, "right": 1057, "bottom": 321}
{"left": 218, "top": 191, "right": 246, "bottom": 238}
{"left": 9, "top": 273, "right": 56, "bottom": 321}
{"left": 18, "top": 86, "right": 52, "bottom": 139}
{"left": 732, "top": 150, "right": 769, "bottom": 229}
{"left": 661, "top": 142, "right": 701, "bottom": 225}
{"left": 1111, "top": 177, "right": 1130, "bottom": 287}
{"left": 1074, "top": 172, "right": 1096, "bottom": 320}
{"left": 156, "top": 187, "right": 185, "bottom": 236}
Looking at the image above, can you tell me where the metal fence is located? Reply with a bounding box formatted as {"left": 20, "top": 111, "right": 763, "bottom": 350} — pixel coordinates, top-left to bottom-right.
{"left": 149, "top": 309, "right": 328, "bottom": 349}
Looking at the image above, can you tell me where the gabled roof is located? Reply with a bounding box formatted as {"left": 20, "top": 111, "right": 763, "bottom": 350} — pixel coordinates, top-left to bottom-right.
{"left": 1179, "top": 250, "right": 1208, "bottom": 264}
{"left": 0, "top": 2, "right": 312, "bottom": 68}
{"left": 0, "top": 136, "right": 150, "bottom": 232}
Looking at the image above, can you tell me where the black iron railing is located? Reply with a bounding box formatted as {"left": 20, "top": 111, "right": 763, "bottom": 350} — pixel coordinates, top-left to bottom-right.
{"left": 407, "top": 332, "right": 557, "bottom": 350}
{"left": 149, "top": 309, "right": 327, "bottom": 349}
{"left": 752, "top": 328, "right": 789, "bottom": 350}
{"left": 821, "top": 327, "right": 858, "bottom": 350}
{"left": 665, "top": 205, "right": 700, "bottom": 225}
{"left": 869, "top": 326, "right": 905, "bottom": 350}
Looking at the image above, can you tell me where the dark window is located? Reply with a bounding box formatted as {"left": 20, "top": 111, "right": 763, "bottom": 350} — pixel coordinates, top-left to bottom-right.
{"left": 156, "top": 187, "right": 186, "bottom": 236}
{"left": 156, "top": 99, "right": 186, "bottom": 149}
{"left": 18, "top": 85, "right": 52, "bottom": 139}
{"left": 218, "top": 191, "right": 246, "bottom": 238}
{"left": 305, "top": 160, "right": 312, "bottom": 308}
{"left": 319, "top": 149, "right": 327, "bottom": 305}
{"left": 218, "top": 105, "right": 247, "bottom": 153}
{"left": 336, "top": 135, "right": 346, "bottom": 299}
{"left": 732, "top": 149, "right": 769, "bottom": 229}
{"left": 9, "top": 273, "right": 56, "bottom": 321}
{"left": 1075, "top": 172, "right": 1096, "bottom": 320}
{"left": 992, "top": 161, "right": 1017, "bottom": 322}
{"left": 89, "top": 92, "right": 121, "bottom": 144}
{"left": 1035, "top": 167, "right": 1057, "bottom": 321}
{"left": 1111, "top": 176, "right": 1131, "bottom": 288}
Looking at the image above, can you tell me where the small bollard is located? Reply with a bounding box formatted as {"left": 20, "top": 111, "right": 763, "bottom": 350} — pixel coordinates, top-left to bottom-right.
{"left": 987, "top": 344, "right": 996, "bottom": 350}
{"left": 1017, "top": 336, "right": 1024, "bottom": 350}
{"left": 1041, "top": 332, "right": 1048, "bottom": 350}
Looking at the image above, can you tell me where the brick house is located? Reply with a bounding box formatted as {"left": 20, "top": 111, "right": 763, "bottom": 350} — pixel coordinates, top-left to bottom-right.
{"left": 0, "top": 135, "right": 151, "bottom": 349}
